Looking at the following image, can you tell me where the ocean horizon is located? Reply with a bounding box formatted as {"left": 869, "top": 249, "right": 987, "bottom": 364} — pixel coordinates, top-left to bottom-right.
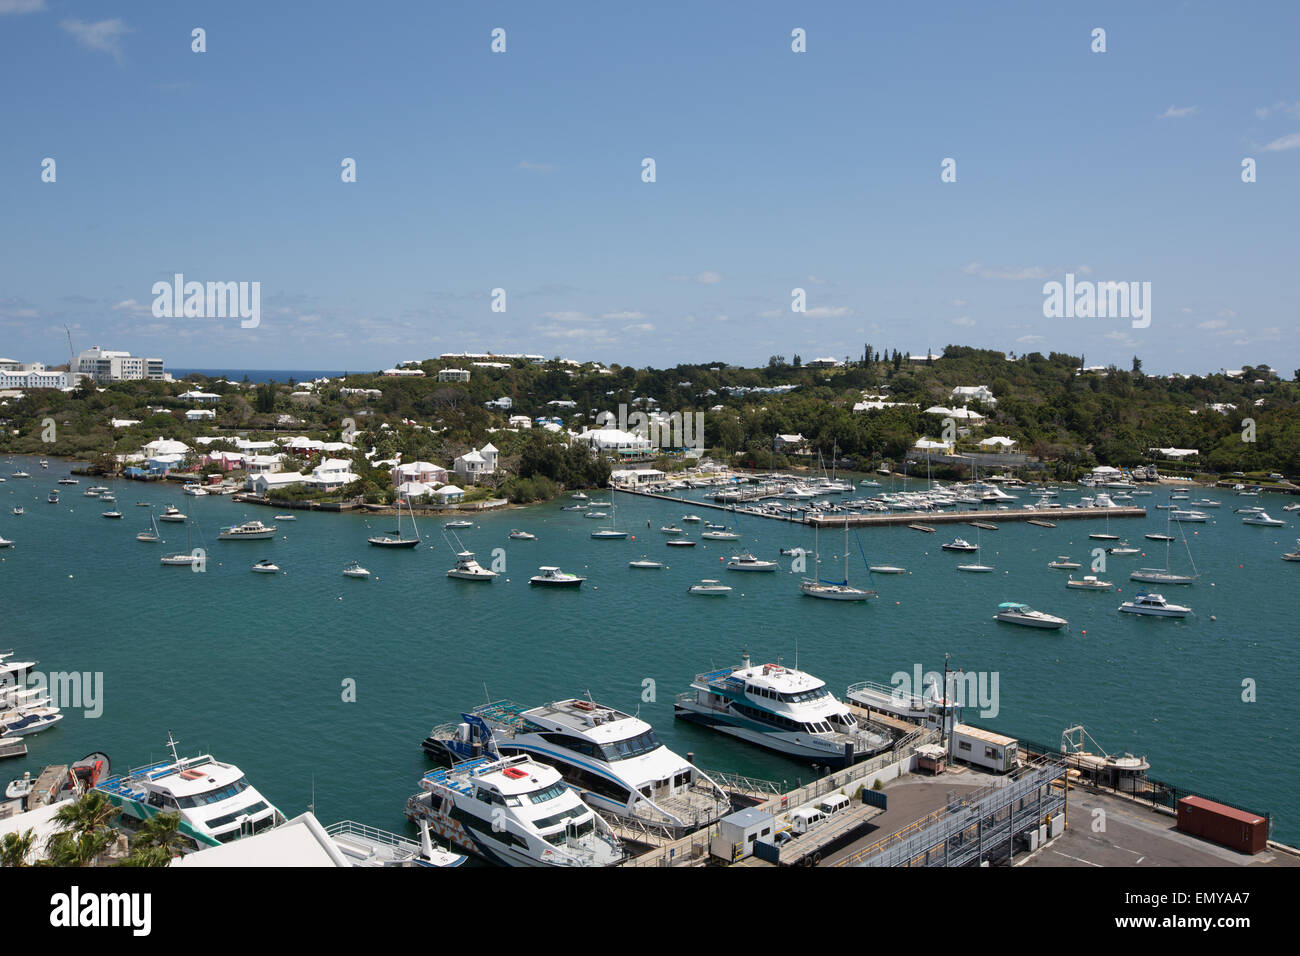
{"left": 170, "top": 368, "right": 355, "bottom": 385}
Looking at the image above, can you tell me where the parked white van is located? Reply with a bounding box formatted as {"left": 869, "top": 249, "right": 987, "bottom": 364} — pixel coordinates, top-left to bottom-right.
{"left": 818, "top": 793, "right": 851, "bottom": 816}
{"left": 789, "top": 807, "right": 826, "bottom": 835}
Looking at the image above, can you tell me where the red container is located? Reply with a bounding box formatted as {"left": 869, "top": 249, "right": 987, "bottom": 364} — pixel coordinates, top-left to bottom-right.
{"left": 1176, "top": 796, "right": 1268, "bottom": 855}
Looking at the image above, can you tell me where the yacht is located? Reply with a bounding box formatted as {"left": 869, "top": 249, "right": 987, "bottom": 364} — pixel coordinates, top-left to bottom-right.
{"left": 182, "top": 483, "right": 208, "bottom": 496}
{"left": 251, "top": 559, "right": 280, "bottom": 574}
{"left": 342, "top": 562, "right": 371, "bottom": 578}
{"left": 161, "top": 520, "right": 202, "bottom": 566}
{"left": 570, "top": 492, "right": 588, "bottom": 501}
{"left": 1119, "top": 592, "right": 1191, "bottom": 618}
{"left": 273, "top": 514, "right": 297, "bottom": 521}
{"left": 801, "top": 520, "right": 876, "bottom": 601}
{"left": 95, "top": 734, "right": 286, "bottom": 849}
{"left": 218, "top": 520, "right": 277, "bottom": 540}
{"left": 1192, "top": 499, "right": 1222, "bottom": 508}
{"left": 1145, "top": 532, "right": 1175, "bottom": 541}
{"left": 993, "top": 602, "right": 1068, "bottom": 629}
{"left": 688, "top": 579, "right": 732, "bottom": 595}
{"left": 674, "top": 654, "right": 892, "bottom": 766}
{"left": 665, "top": 538, "right": 695, "bottom": 548}
{"left": 447, "top": 551, "right": 497, "bottom": 581}
{"left": 47, "top": 491, "right": 59, "bottom": 504}
{"left": 529, "top": 566, "right": 585, "bottom": 587}
{"left": 629, "top": 559, "right": 663, "bottom": 569}
{"left": 158, "top": 505, "right": 187, "bottom": 523}
{"left": 444, "top": 519, "right": 473, "bottom": 530}
{"left": 1242, "top": 512, "right": 1286, "bottom": 527}
{"left": 404, "top": 754, "right": 623, "bottom": 867}
{"left": 1170, "top": 510, "right": 1208, "bottom": 522}
{"left": 726, "top": 553, "right": 778, "bottom": 572}
{"left": 1066, "top": 575, "right": 1114, "bottom": 591}
{"left": 10, "top": 471, "right": 30, "bottom": 479}
{"left": 101, "top": 510, "right": 123, "bottom": 519}
{"left": 423, "top": 699, "right": 731, "bottom": 835}
{"left": 57, "top": 477, "right": 78, "bottom": 485}
{"left": 136, "top": 514, "right": 161, "bottom": 543}
{"left": 681, "top": 514, "right": 702, "bottom": 523}
{"left": 509, "top": 530, "right": 537, "bottom": 541}
{"left": 11, "top": 506, "right": 22, "bottom": 516}
{"left": 941, "top": 538, "right": 978, "bottom": 552}
{"left": 590, "top": 504, "right": 628, "bottom": 540}
{"left": 868, "top": 565, "right": 907, "bottom": 574}
{"left": 0, "top": 536, "right": 12, "bottom": 549}
{"left": 1107, "top": 542, "right": 1140, "bottom": 555}
{"left": 700, "top": 529, "right": 740, "bottom": 541}
{"left": 1281, "top": 540, "right": 1300, "bottom": 562}
{"left": 660, "top": 525, "right": 684, "bottom": 535}
{"left": 1048, "top": 556, "right": 1081, "bottom": 570}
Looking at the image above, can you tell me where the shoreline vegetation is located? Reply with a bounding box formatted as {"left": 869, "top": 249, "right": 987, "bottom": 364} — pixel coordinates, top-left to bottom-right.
{"left": 3, "top": 348, "right": 1298, "bottom": 507}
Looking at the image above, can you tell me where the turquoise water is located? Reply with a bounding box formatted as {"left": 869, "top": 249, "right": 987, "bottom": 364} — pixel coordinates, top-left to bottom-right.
{"left": 3, "top": 458, "right": 1297, "bottom": 843}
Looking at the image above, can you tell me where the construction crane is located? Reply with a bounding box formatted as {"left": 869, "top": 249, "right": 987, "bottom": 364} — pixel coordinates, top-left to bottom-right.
{"left": 64, "top": 325, "right": 75, "bottom": 372}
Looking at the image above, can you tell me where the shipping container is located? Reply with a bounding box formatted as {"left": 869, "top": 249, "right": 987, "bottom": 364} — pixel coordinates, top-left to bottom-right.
{"left": 1176, "top": 796, "right": 1267, "bottom": 855}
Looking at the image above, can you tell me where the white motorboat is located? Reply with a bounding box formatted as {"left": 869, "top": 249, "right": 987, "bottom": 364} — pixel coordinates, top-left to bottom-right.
{"left": 158, "top": 505, "right": 186, "bottom": 523}
{"left": 665, "top": 538, "right": 696, "bottom": 547}
{"left": 1283, "top": 504, "right": 1300, "bottom": 513}
{"left": 681, "top": 514, "right": 702, "bottom": 523}
{"left": 726, "top": 553, "right": 778, "bottom": 572}
{"left": 4, "top": 772, "right": 33, "bottom": 801}
{"left": 1119, "top": 592, "right": 1191, "bottom": 617}
{"left": 1282, "top": 540, "right": 1300, "bottom": 561}
{"left": 688, "top": 579, "right": 732, "bottom": 595}
{"left": 1170, "top": 510, "right": 1208, "bottom": 522}
{"left": 444, "top": 519, "right": 473, "bottom": 529}
{"left": 182, "top": 483, "right": 208, "bottom": 496}
{"left": 660, "top": 525, "right": 684, "bottom": 535}
{"left": 11, "top": 507, "right": 21, "bottom": 516}
{"left": 941, "top": 538, "right": 978, "bottom": 552}
{"left": 446, "top": 551, "right": 497, "bottom": 581}
{"left": 956, "top": 562, "right": 995, "bottom": 572}
{"left": 571, "top": 492, "right": 589, "bottom": 501}
{"left": 1048, "top": 556, "right": 1081, "bottom": 570}
{"left": 0, "top": 536, "right": 12, "bottom": 549}
{"left": 342, "top": 562, "right": 371, "bottom": 578}
{"left": 1066, "top": 575, "right": 1113, "bottom": 591}
{"left": 218, "top": 520, "right": 277, "bottom": 540}
{"left": 274, "top": 514, "right": 297, "bottom": 521}
{"left": 629, "top": 559, "right": 663, "bottom": 569}
{"left": 101, "top": 510, "right": 123, "bottom": 519}
{"left": 509, "top": 530, "right": 537, "bottom": 540}
{"left": 529, "top": 566, "right": 585, "bottom": 587}
{"left": 324, "top": 819, "right": 466, "bottom": 868}
{"left": 701, "top": 530, "right": 740, "bottom": 540}
{"left": 1242, "top": 512, "right": 1286, "bottom": 527}
{"left": 251, "top": 559, "right": 280, "bottom": 574}
{"left": 993, "top": 602, "right": 1068, "bottom": 629}
{"left": 801, "top": 520, "right": 877, "bottom": 601}
{"left": 868, "top": 565, "right": 907, "bottom": 574}
{"left": 57, "top": 477, "right": 78, "bottom": 485}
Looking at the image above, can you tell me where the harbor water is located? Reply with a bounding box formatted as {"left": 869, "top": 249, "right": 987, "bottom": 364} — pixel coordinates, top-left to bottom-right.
{"left": 3, "top": 458, "right": 1297, "bottom": 843}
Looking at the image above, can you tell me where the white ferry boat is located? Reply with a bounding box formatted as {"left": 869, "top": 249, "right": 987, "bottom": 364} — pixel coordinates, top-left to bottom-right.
{"left": 94, "top": 734, "right": 285, "bottom": 849}
{"left": 404, "top": 754, "right": 623, "bottom": 867}
{"left": 674, "top": 654, "right": 892, "bottom": 766}
{"left": 423, "top": 699, "right": 731, "bottom": 834}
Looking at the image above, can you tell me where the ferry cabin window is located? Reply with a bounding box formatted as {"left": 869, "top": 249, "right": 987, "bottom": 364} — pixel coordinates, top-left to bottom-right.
{"left": 558, "top": 764, "right": 632, "bottom": 804}
{"left": 175, "top": 776, "right": 251, "bottom": 810}
{"left": 526, "top": 782, "right": 568, "bottom": 804}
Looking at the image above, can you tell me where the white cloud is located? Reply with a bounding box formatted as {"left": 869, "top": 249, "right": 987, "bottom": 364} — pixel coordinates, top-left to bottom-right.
{"left": 61, "top": 18, "right": 130, "bottom": 62}
{"left": 695, "top": 271, "right": 722, "bottom": 284}
{"left": 516, "top": 160, "right": 555, "bottom": 173}
{"left": 1197, "top": 319, "right": 1228, "bottom": 330}
{"left": 1016, "top": 334, "right": 1045, "bottom": 344}
{"left": 963, "top": 262, "right": 1049, "bottom": 280}
{"left": 601, "top": 310, "right": 645, "bottom": 320}
{"left": 1262, "top": 132, "right": 1300, "bottom": 152}
{"left": 540, "top": 311, "right": 589, "bottom": 323}
{"left": 1104, "top": 331, "right": 1140, "bottom": 347}
{"left": 953, "top": 316, "right": 976, "bottom": 327}
{"left": 758, "top": 309, "right": 783, "bottom": 319}
{"left": 1216, "top": 309, "right": 1237, "bottom": 319}
{"left": 803, "top": 306, "right": 852, "bottom": 318}
{"left": 951, "top": 298, "right": 967, "bottom": 308}
{"left": 806, "top": 275, "right": 827, "bottom": 285}
{"left": 1255, "top": 101, "right": 1300, "bottom": 120}
{"left": 0, "top": 1, "right": 45, "bottom": 14}
{"left": 622, "top": 323, "right": 655, "bottom": 333}
{"left": 1159, "top": 105, "right": 1199, "bottom": 119}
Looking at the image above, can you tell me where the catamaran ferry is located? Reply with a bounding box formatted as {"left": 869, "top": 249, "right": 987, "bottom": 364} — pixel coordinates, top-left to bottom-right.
{"left": 423, "top": 699, "right": 731, "bottom": 835}
{"left": 674, "top": 654, "right": 892, "bottom": 766}
{"left": 94, "top": 734, "right": 286, "bottom": 849}
{"left": 404, "top": 753, "right": 623, "bottom": 867}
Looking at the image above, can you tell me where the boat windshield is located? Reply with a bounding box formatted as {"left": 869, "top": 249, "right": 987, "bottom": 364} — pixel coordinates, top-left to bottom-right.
{"left": 526, "top": 781, "right": 568, "bottom": 804}
{"left": 599, "top": 729, "right": 663, "bottom": 762}
{"left": 156, "top": 775, "right": 251, "bottom": 809}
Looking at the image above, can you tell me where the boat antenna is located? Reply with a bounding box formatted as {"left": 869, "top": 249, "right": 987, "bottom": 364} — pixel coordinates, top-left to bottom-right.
{"left": 165, "top": 730, "right": 180, "bottom": 764}
{"left": 308, "top": 774, "right": 316, "bottom": 816}
{"left": 482, "top": 682, "right": 491, "bottom": 705}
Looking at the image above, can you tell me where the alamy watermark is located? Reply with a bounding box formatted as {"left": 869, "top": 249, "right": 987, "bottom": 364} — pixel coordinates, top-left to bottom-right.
{"left": 152, "top": 273, "right": 260, "bottom": 328}
{"left": 1042, "top": 272, "right": 1150, "bottom": 329}
{"left": 1, "top": 669, "right": 103, "bottom": 718}
{"left": 890, "top": 663, "right": 999, "bottom": 719}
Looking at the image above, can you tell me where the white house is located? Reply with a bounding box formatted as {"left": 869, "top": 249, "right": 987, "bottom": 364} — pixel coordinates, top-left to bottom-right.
{"left": 950, "top": 386, "right": 996, "bottom": 406}
{"left": 576, "top": 427, "right": 653, "bottom": 455}
{"left": 508, "top": 415, "right": 532, "bottom": 429}
{"left": 913, "top": 437, "right": 955, "bottom": 454}
{"left": 1150, "top": 447, "right": 1199, "bottom": 459}
{"left": 773, "top": 434, "right": 808, "bottom": 454}
{"left": 394, "top": 460, "right": 449, "bottom": 486}
{"left": 454, "top": 446, "right": 497, "bottom": 481}
{"left": 805, "top": 357, "right": 840, "bottom": 369}
{"left": 142, "top": 437, "right": 191, "bottom": 457}
{"left": 978, "top": 436, "right": 1017, "bottom": 450}
{"left": 249, "top": 471, "right": 308, "bottom": 494}
{"left": 485, "top": 397, "right": 513, "bottom": 411}
{"left": 178, "top": 390, "right": 221, "bottom": 404}
{"left": 437, "top": 368, "right": 471, "bottom": 383}
{"left": 185, "top": 409, "right": 216, "bottom": 421}
{"left": 306, "top": 458, "right": 360, "bottom": 491}
{"left": 431, "top": 484, "right": 466, "bottom": 502}
{"left": 611, "top": 468, "right": 667, "bottom": 486}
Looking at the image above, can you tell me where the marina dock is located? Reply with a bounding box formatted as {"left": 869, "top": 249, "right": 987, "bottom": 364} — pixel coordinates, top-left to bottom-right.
{"left": 614, "top": 488, "right": 1145, "bottom": 528}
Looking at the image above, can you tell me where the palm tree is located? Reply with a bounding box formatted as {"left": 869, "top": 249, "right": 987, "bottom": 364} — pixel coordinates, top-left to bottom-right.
{"left": 0, "top": 828, "right": 36, "bottom": 867}
{"left": 54, "top": 790, "right": 120, "bottom": 837}
{"left": 40, "top": 791, "right": 121, "bottom": 867}
{"left": 121, "top": 811, "right": 185, "bottom": 866}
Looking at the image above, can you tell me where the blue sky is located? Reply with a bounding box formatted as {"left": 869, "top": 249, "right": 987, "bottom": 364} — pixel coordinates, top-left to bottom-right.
{"left": 2, "top": 0, "right": 1297, "bottom": 374}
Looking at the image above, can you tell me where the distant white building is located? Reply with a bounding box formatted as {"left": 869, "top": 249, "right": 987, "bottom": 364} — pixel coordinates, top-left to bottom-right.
{"left": 453, "top": 444, "right": 498, "bottom": 481}
{"left": 383, "top": 367, "right": 425, "bottom": 377}
{"left": 508, "top": 415, "right": 532, "bottom": 429}
{"left": 950, "top": 385, "right": 996, "bottom": 406}
{"left": 1150, "top": 447, "right": 1199, "bottom": 459}
{"left": 394, "top": 461, "right": 449, "bottom": 486}
{"left": 0, "top": 367, "right": 84, "bottom": 390}
{"left": 185, "top": 409, "right": 216, "bottom": 421}
{"left": 577, "top": 428, "right": 653, "bottom": 455}
{"left": 978, "top": 436, "right": 1017, "bottom": 450}
{"left": 611, "top": 468, "right": 667, "bottom": 486}
{"left": 485, "top": 397, "right": 513, "bottom": 411}
{"left": 437, "top": 368, "right": 471, "bottom": 383}
{"left": 340, "top": 387, "right": 382, "bottom": 399}
{"left": 805, "top": 357, "right": 840, "bottom": 369}
{"left": 773, "top": 434, "right": 808, "bottom": 454}
{"left": 77, "top": 346, "right": 166, "bottom": 382}
{"left": 142, "top": 437, "right": 191, "bottom": 457}
{"left": 178, "top": 390, "right": 221, "bottom": 404}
